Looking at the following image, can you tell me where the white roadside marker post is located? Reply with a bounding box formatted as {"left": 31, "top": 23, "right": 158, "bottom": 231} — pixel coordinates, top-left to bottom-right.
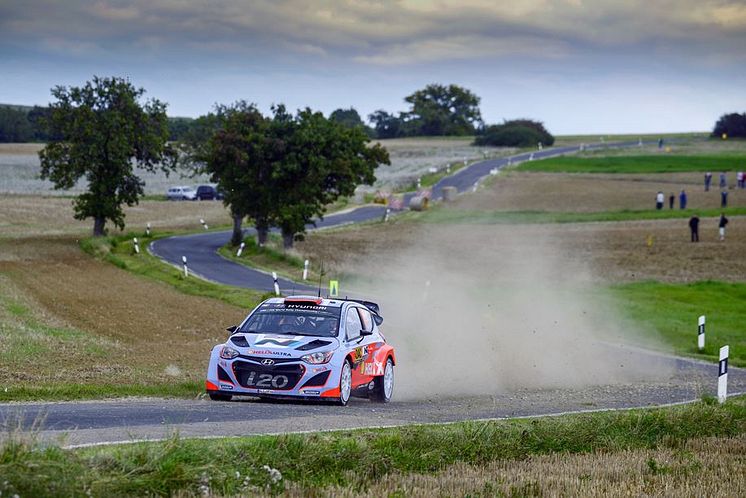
{"left": 146, "top": 223, "right": 151, "bottom": 236}
{"left": 718, "top": 345, "right": 729, "bottom": 403}
{"left": 446, "top": 164, "right": 451, "bottom": 174}
{"left": 133, "top": 237, "right": 140, "bottom": 254}
{"left": 182, "top": 256, "right": 188, "bottom": 277}
{"left": 383, "top": 208, "right": 391, "bottom": 222}
{"left": 463, "top": 158, "right": 467, "bottom": 167}
{"left": 236, "top": 242, "right": 245, "bottom": 257}
{"left": 303, "top": 260, "right": 309, "bottom": 280}
{"left": 416, "top": 177, "right": 421, "bottom": 189}
{"left": 200, "top": 218, "right": 208, "bottom": 230}
{"left": 272, "top": 272, "right": 280, "bottom": 296}
{"left": 508, "top": 157, "right": 512, "bottom": 166}
{"left": 698, "top": 315, "right": 706, "bottom": 351}
{"left": 490, "top": 167, "right": 498, "bottom": 175}
{"left": 638, "top": 138, "right": 643, "bottom": 147}
{"left": 529, "top": 153, "right": 534, "bottom": 161}
{"left": 472, "top": 181, "right": 478, "bottom": 193}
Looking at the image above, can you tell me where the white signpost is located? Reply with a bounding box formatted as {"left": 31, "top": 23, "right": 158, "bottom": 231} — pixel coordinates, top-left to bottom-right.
{"left": 698, "top": 315, "right": 705, "bottom": 351}
{"left": 303, "top": 260, "right": 309, "bottom": 280}
{"left": 718, "top": 345, "right": 729, "bottom": 403}
{"left": 182, "top": 256, "right": 188, "bottom": 277}
{"left": 146, "top": 223, "right": 151, "bottom": 236}
{"left": 133, "top": 237, "right": 140, "bottom": 254}
{"left": 236, "top": 242, "right": 245, "bottom": 257}
{"left": 272, "top": 272, "right": 280, "bottom": 296}
{"left": 200, "top": 219, "right": 208, "bottom": 230}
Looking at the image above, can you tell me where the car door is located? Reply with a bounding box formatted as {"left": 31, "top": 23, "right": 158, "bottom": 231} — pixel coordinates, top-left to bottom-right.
{"left": 344, "top": 306, "right": 378, "bottom": 388}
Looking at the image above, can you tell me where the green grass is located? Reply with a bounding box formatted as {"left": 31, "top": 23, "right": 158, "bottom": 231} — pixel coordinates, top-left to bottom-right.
{"left": 217, "top": 235, "right": 313, "bottom": 284}
{"left": 611, "top": 281, "right": 746, "bottom": 367}
{"left": 1, "top": 397, "right": 743, "bottom": 496}
{"left": 0, "top": 382, "right": 203, "bottom": 402}
{"left": 421, "top": 206, "right": 746, "bottom": 225}
{"left": 80, "top": 231, "right": 270, "bottom": 310}
{"left": 516, "top": 154, "right": 746, "bottom": 174}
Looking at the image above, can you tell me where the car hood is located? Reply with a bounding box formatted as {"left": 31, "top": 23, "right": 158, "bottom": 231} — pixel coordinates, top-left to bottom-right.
{"left": 228, "top": 333, "right": 340, "bottom": 357}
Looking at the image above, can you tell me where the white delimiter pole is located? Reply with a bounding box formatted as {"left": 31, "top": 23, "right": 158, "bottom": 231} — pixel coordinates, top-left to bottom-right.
{"left": 718, "top": 345, "right": 729, "bottom": 403}
{"left": 303, "top": 260, "right": 309, "bottom": 280}
{"left": 200, "top": 218, "right": 208, "bottom": 230}
{"left": 698, "top": 315, "right": 706, "bottom": 351}
{"left": 146, "top": 223, "right": 151, "bottom": 236}
{"left": 236, "top": 242, "right": 245, "bottom": 257}
{"left": 272, "top": 272, "right": 280, "bottom": 296}
{"left": 133, "top": 237, "right": 140, "bottom": 254}
{"left": 182, "top": 256, "right": 188, "bottom": 277}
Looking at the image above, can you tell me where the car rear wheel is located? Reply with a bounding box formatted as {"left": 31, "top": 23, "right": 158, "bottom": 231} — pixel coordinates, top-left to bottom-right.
{"left": 336, "top": 360, "right": 352, "bottom": 406}
{"left": 371, "top": 358, "right": 394, "bottom": 403}
{"left": 208, "top": 392, "right": 232, "bottom": 401}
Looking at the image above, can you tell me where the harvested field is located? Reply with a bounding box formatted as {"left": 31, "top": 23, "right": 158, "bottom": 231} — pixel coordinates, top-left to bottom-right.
{"left": 0, "top": 195, "right": 233, "bottom": 238}
{"left": 0, "top": 235, "right": 245, "bottom": 386}
{"left": 297, "top": 215, "right": 746, "bottom": 284}
{"left": 460, "top": 171, "right": 746, "bottom": 212}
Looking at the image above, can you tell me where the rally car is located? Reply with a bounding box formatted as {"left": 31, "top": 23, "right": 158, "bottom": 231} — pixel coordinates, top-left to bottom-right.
{"left": 205, "top": 295, "right": 395, "bottom": 405}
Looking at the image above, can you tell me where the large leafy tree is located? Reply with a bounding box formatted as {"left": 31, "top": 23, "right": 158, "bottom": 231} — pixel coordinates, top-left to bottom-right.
{"left": 180, "top": 102, "right": 276, "bottom": 246}
{"left": 273, "top": 108, "right": 390, "bottom": 248}
{"left": 39, "top": 76, "right": 175, "bottom": 236}
{"left": 403, "top": 83, "right": 482, "bottom": 136}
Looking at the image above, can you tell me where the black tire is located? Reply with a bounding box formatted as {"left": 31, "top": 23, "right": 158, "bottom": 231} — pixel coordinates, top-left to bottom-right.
{"left": 208, "top": 392, "right": 232, "bottom": 401}
{"left": 336, "top": 360, "right": 353, "bottom": 406}
{"left": 370, "top": 358, "right": 394, "bottom": 403}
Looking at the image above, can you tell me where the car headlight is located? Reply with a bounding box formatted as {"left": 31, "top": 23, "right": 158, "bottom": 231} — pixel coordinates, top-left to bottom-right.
{"left": 301, "top": 351, "right": 334, "bottom": 364}
{"left": 220, "top": 346, "right": 239, "bottom": 359}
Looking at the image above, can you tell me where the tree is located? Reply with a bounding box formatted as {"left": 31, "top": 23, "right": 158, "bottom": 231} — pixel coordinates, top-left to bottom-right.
{"left": 273, "top": 108, "right": 389, "bottom": 248}
{"left": 39, "top": 76, "right": 175, "bottom": 236}
{"left": 329, "top": 108, "right": 364, "bottom": 128}
{"left": 368, "top": 110, "right": 404, "bottom": 139}
{"left": 0, "top": 106, "right": 33, "bottom": 142}
{"left": 403, "top": 84, "right": 482, "bottom": 136}
{"left": 180, "top": 102, "right": 276, "bottom": 246}
{"left": 474, "top": 119, "right": 554, "bottom": 147}
{"left": 712, "top": 113, "right": 746, "bottom": 138}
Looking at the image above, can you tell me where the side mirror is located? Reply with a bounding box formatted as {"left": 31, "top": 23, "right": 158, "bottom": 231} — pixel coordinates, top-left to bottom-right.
{"left": 226, "top": 325, "right": 238, "bottom": 335}
{"left": 359, "top": 329, "right": 373, "bottom": 336}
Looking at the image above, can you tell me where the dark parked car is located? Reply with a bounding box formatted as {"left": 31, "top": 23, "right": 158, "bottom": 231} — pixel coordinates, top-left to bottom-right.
{"left": 196, "top": 185, "right": 218, "bottom": 200}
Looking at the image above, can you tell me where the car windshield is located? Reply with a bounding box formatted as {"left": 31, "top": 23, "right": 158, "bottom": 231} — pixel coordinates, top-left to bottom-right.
{"left": 239, "top": 303, "right": 341, "bottom": 337}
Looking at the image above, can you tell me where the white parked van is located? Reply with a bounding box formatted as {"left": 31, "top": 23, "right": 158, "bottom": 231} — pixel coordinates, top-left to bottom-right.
{"left": 166, "top": 186, "right": 197, "bottom": 201}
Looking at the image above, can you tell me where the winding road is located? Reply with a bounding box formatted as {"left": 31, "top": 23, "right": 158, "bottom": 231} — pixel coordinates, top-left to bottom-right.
{"left": 151, "top": 141, "right": 640, "bottom": 292}
{"left": 6, "top": 139, "right": 733, "bottom": 449}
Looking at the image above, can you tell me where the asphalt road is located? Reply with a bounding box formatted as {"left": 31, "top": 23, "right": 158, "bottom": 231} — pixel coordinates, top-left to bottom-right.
{"left": 150, "top": 141, "right": 641, "bottom": 292}
{"left": 2, "top": 350, "right": 743, "bottom": 448}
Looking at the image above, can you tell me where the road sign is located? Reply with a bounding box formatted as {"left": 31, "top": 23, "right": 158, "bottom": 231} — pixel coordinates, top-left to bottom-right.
{"left": 329, "top": 280, "right": 339, "bottom": 297}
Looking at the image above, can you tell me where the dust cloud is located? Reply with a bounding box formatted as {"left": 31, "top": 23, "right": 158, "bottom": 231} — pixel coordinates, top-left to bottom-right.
{"left": 350, "top": 224, "right": 672, "bottom": 400}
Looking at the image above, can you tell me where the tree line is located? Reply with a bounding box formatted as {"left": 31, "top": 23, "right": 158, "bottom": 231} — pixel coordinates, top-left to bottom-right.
{"left": 37, "top": 76, "right": 389, "bottom": 249}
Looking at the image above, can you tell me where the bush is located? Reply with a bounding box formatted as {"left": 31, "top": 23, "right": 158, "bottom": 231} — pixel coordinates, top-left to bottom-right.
{"left": 712, "top": 112, "right": 746, "bottom": 138}
{"left": 474, "top": 119, "right": 554, "bottom": 147}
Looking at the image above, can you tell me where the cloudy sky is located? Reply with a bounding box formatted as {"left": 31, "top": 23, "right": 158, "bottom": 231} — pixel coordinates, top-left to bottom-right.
{"left": 1, "top": 0, "right": 745, "bottom": 134}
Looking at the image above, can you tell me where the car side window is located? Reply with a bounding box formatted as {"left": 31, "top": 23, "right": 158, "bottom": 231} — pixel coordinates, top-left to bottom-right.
{"left": 358, "top": 308, "right": 373, "bottom": 332}
{"left": 345, "top": 308, "right": 363, "bottom": 341}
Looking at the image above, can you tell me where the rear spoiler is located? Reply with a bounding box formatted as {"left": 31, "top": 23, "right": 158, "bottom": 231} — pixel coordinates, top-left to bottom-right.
{"left": 347, "top": 299, "right": 384, "bottom": 326}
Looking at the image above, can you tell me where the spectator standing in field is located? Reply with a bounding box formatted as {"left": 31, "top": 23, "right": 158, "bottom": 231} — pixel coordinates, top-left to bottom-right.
{"left": 656, "top": 191, "right": 664, "bottom": 210}
{"left": 689, "top": 214, "right": 700, "bottom": 242}
{"left": 705, "top": 172, "right": 713, "bottom": 191}
{"left": 720, "top": 172, "right": 727, "bottom": 189}
{"left": 669, "top": 193, "right": 675, "bottom": 209}
{"left": 721, "top": 190, "right": 728, "bottom": 207}
{"left": 737, "top": 171, "right": 744, "bottom": 188}
{"left": 719, "top": 213, "right": 729, "bottom": 241}
{"left": 679, "top": 189, "right": 687, "bottom": 210}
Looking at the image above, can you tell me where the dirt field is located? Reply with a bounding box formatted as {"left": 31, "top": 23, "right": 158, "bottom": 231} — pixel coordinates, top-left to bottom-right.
{"left": 0, "top": 195, "right": 233, "bottom": 238}
{"left": 0, "top": 235, "right": 245, "bottom": 385}
{"left": 458, "top": 171, "right": 746, "bottom": 212}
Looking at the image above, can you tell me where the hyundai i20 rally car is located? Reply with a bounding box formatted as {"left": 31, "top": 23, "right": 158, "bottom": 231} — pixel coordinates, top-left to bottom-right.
{"left": 205, "top": 296, "right": 395, "bottom": 405}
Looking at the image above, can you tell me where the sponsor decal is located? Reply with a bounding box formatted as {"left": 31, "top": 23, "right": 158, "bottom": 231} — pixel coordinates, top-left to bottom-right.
{"left": 304, "top": 390, "right": 320, "bottom": 395}
{"left": 220, "top": 384, "right": 234, "bottom": 390}
{"left": 312, "top": 366, "right": 329, "bottom": 373}
{"left": 258, "top": 389, "right": 273, "bottom": 394}
{"left": 363, "top": 361, "right": 384, "bottom": 376}
{"left": 351, "top": 345, "right": 369, "bottom": 367}
{"left": 247, "top": 349, "right": 292, "bottom": 357}
{"left": 254, "top": 335, "right": 302, "bottom": 348}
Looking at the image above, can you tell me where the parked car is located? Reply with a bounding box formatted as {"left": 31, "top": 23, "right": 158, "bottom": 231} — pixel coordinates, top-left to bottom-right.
{"left": 167, "top": 186, "right": 197, "bottom": 201}
{"left": 206, "top": 295, "right": 395, "bottom": 406}
{"left": 196, "top": 185, "right": 218, "bottom": 201}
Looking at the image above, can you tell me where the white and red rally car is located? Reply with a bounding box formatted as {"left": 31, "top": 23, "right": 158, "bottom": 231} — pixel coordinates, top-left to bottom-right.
{"left": 206, "top": 296, "right": 395, "bottom": 405}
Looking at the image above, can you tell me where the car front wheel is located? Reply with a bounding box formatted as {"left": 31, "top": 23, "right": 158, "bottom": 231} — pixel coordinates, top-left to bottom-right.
{"left": 336, "top": 360, "right": 352, "bottom": 406}
{"left": 371, "top": 358, "right": 394, "bottom": 403}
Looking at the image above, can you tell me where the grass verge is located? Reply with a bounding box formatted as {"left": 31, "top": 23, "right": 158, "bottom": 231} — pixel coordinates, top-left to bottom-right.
{"left": 0, "top": 382, "right": 202, "bottom": 403}
{"left": 517, "top": 154, "right": 746, "bottom": 174}
{"left": 80, "top": 231, "right": 270, "bottom": 310}
{"left": 611, "top": 281, "right": 746, "bottom": 367}
{"left": 217, "top": 235, "right": 315, "bottom": 285}
{"left": 1, "top": 397, "right": 744, "bottom": 496}
{"left": 422, "top": 206, "right": 746, "bottom": 224}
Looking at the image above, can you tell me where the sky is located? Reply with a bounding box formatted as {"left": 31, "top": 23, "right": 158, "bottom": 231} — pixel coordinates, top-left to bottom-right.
{"left": 1, "top": 0, "right": 745, "bottom": 134}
